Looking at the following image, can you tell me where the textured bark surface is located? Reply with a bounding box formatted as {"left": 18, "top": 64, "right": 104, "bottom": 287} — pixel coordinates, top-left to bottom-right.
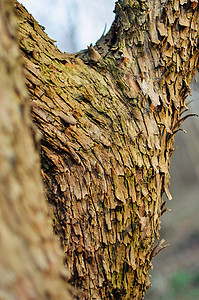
{"left": 13, "top": 0, "right": 199, "bottom": 299}
{"left": 0, "top": 1, "right": 73, "bottom": 299}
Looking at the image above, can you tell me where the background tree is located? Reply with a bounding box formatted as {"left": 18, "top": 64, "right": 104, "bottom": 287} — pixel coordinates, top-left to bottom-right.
{"left": 1, "top": 0, "right": 199, "bottom": 299}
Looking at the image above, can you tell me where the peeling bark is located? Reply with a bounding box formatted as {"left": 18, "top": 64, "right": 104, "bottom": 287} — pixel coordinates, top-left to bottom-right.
{"left": 2, "top": 0, "right": 198, "bottom": 299}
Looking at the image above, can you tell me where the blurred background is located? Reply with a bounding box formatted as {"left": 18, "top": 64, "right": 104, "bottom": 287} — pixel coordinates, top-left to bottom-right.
{"left": 19, "top": 0, "right": 115, "bottom": 53}
{"left": 19, "top": 1, "right": 199, "bottom": 299}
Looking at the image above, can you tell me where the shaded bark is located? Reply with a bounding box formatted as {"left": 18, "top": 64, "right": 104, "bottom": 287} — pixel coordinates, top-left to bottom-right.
{"left": 0, "top": 1, "right": 74, "bottom": 299}
{"left": 2, "top": 0, "right": 198, "bottom": 299}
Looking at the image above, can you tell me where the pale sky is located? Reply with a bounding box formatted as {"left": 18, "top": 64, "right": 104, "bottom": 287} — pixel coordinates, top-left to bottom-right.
{"left": 19, "top": 0, "right": 115, "bottom": 53}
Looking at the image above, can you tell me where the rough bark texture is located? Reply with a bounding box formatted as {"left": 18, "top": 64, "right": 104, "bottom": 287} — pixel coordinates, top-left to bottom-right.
{"left": 0, "top": 1, "right": 73, "bottom": 299}
{"left": 10, "top": 0, "right": 199, "bottom": 299}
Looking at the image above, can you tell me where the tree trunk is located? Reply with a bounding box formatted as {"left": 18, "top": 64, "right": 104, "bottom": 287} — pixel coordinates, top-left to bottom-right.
{"left": 2, "top": 0, "right": 199, "bottom": 299}
{"left": 0, "top": 1, "right": 74, "bottom": 299}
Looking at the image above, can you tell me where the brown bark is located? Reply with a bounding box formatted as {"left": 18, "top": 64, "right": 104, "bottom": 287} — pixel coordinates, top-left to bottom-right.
{"left": 2, "top": 0, "right": 198, "bottom": 299}
{"left": 0, "top": 1, "right": 74, "bottom": 299}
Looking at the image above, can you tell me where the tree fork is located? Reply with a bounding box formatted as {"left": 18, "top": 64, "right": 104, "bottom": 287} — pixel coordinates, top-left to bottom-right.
{"left": 6, "top": 0, "right": 199, "bottom": 299}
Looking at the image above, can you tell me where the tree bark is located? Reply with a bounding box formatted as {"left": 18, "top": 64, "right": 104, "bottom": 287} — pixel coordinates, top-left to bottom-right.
{"left": 0, "top": 1, "right": 74, "bottom": 299}
{"left": 2, "top": 0, "right": 199, "bottom": 299}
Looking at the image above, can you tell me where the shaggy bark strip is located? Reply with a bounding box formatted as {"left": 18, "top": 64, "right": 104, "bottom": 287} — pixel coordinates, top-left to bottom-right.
{"left": 15, "top": 0, "right": 198, "bottom": 299}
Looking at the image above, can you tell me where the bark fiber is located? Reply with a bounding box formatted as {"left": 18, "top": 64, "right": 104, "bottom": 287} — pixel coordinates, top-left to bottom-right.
{"left": 8, "top": 0, "right": 199, "bottom": 299}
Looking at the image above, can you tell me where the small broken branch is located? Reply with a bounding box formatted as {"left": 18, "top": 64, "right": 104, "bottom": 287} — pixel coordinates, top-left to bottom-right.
{"left": 150, "top": 239, "right": 169, "bottom": 260}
